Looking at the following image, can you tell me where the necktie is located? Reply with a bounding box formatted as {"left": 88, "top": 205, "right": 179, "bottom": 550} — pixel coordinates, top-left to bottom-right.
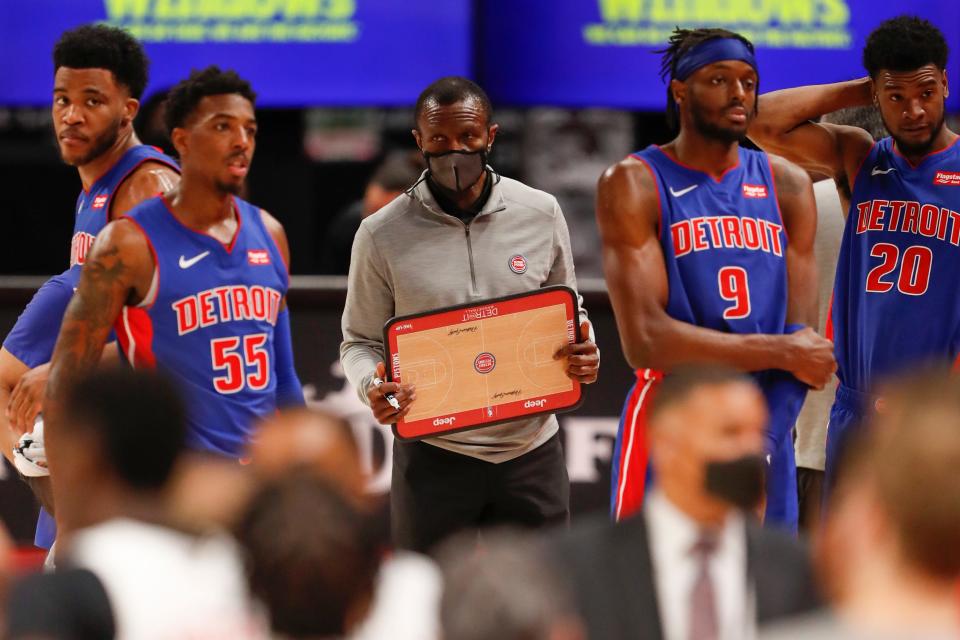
{"left": 689, "top": 532, "right": 719, "bottom": 640}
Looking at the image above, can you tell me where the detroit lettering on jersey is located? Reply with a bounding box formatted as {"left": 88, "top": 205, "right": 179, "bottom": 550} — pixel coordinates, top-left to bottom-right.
{"left": 173, "top": 285, "right": 283, "bottom": 336}
{"left": 671, "top": 214, "right": 784, "bottom": 257}
{"left": 854, "top": 199, "right": 960, "bottom": 245}
{"left": 70, "top": 145, "right": 179, "bottom": 267}
{"left": 832, "top": 137, "right": 960, "bottom": 391}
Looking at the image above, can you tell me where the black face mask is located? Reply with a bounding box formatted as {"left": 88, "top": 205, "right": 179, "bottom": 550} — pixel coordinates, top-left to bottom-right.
{"left": 704, "top": 454, "right": 766, "bottom": 510}
{"left": 423, "top": 149, "right": 487, "bottom": 194}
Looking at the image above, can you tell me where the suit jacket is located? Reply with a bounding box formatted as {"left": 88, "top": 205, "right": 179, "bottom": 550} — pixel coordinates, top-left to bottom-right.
{"left": 549, "top": 511, "right": 822, "bottom": 640}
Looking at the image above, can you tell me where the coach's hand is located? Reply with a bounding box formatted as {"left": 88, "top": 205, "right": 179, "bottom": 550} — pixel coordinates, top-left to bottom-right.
{"left": 786, "top": 327, "right": 837, "bottom": 390}
{"left": 366, "top": 361, "right": 416, "bottom": 425}
{"left": 556, "top": 322, "right": 600, "bottom": 384}
{"left": 6, "top": 363, "right": 49, "bottom": 434}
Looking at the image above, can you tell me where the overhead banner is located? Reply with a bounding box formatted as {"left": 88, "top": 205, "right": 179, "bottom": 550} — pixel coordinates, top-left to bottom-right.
{"left": 0, "top": 0, "right": 471, "bottom": 106}
{"left": 481, "top": 0, "right": 960, "bottom": 109}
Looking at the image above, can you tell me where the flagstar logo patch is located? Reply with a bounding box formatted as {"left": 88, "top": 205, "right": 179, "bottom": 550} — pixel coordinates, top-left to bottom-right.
{"left": 934, "top": 171, "right": 960, "bottom": 186}
{"left": 742, "top": 184, "right": 768, "bottom": 199}
{"left": 248, "top": 249, "right": 271, "bottom": 265}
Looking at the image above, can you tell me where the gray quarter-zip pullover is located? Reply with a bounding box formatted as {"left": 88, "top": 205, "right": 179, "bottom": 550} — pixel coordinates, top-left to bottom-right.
{"left": 340, "top": 171, "right": 589, "bottom": 463}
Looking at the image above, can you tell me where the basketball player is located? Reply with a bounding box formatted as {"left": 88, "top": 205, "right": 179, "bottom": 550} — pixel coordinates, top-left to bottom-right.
{"left": 747, "top": 15, "right": 960, "bottom": 491}
{"left": 601, "top": 28, "right": 836, "bottom": 528}
{"left": 1, "top": 24, "right": 179, "bottom": 549}
{"left": 43, "top": 66, "right": 303, "bottom": 536}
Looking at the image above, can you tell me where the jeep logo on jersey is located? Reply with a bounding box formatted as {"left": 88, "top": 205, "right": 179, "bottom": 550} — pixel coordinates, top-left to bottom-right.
{"left": 474, "top": 352, "right": 496, "bottom": 374}
{"left": 742, "top": 184, "right": 768, "bottom": 199}
{"left": 509, "top": 254, "right": 527, "bottom": 274}
{"left": 92, "top": 194, "right": 109, "bottom": 209}
{"left": 247, "top": 249, "right": 271, "bottom": 265}
{"left": 934, "top": 171, "right": 960, "bottom": 186}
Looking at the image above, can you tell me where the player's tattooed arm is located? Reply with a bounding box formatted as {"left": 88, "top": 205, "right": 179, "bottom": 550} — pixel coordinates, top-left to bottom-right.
{"left": 43, "top": 220, "right": 155, "bottom": 522}
{"left": 598, "top": 156, "right": 823, "bottom": 375}
{"left": 109, "top": 162, "right": 180, "bottom": 220}
{"left": 772, "top": 155, "right": 838, "bottom": 389}
{"left": 46, "top": 221, "right": 154, "bottom": 402}
{"left": 748, "top": 78, "right": 875, "bottom": 186}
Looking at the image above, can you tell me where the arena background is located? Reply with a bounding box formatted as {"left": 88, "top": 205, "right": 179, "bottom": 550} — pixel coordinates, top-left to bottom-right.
{"left": 0, "top": 0, "right": 958, "bottom": 542}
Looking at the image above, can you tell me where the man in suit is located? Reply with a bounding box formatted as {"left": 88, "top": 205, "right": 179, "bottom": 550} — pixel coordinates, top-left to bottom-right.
{"left": 551, "top": 367, "right": 821, "bottom": 640}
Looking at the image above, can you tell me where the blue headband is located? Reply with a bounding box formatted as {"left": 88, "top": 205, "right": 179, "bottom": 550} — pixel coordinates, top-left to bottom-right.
{"left": 672, "top": 38, "right": 757, "bottom": 82}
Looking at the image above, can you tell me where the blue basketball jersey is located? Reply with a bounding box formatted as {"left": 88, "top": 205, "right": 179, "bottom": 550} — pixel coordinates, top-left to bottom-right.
{"left": 635, "top": 145, "right": 789, "bottom": 335}
{"left": 117, "top": 196, "right": 288, "bottom": 457}
{"left": 832, "top": 137, "right": 960, "bottom": 391}
{"left": 71, "top": 145, "right": 178, "bottom": 268}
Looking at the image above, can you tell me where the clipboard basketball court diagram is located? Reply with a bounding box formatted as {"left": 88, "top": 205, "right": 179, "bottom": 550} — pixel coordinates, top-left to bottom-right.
{"left": 384, "top": 286, "right": 583, "bottom": 441}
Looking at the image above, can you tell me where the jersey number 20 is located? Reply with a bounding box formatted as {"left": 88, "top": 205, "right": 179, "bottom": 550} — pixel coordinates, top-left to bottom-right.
{"left": 210, "top": 334, "right": 271, "bottom": 394}
{"left": 718, "top": 266, "right": 751, "bottom": 319}
{"left": 865, "top": 243, "right": 932, "bottom": 296}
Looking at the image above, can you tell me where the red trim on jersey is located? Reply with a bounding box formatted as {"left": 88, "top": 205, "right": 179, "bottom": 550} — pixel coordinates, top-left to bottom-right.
{"left": 105, "top": 157, "right": 180, "bottom": 222}
{"left": 117, "top": 214, "right": 161, "bottom": 310}
{"left": 953, "top": 352, "right": 960, "bottom": 373}
{"left": 614, "top": 368, "right": 662, "bottom": 522}
{"left": 158, "top": 195, "right": 243, "bottom": 254}
{"left": 848, "top": 140, "right": 879, "bottom": 196}
{"left": 257, "top": 207, "right": 290, "bottom": 280}
{"left": 765, "top": 155, "right": 789, "bottom": 243}
{"left": 892, "top": 135, "right": 960, "bottom": 169}
{"left": 630, "top": 154, "right": 663, "bottom": 240}
{"left": 654, "top": 144, "right": 740, "bottom": 183}
{"left": 825, "top": 292, "right": 835, "bottom": 342}
{"left": 116, "top": 306, "right": 156, "bottom": 368}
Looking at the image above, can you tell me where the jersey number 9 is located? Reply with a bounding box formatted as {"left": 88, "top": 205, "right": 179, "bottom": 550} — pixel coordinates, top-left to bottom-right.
{"left": 718, "top": 266, "right": 752, "bottom": 319}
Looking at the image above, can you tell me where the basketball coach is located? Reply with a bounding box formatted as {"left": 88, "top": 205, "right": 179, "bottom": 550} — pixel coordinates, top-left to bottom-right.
{"left": 340, "top": 77, "right": 599, "bottom": 552}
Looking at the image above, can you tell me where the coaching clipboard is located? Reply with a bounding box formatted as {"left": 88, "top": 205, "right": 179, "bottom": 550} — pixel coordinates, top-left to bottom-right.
{"left": 384, "top": 286, "right": 583, "bottom": 441}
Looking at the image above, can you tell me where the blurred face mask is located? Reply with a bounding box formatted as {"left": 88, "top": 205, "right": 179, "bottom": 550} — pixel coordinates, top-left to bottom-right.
{"left": 424, "top": 149, "right": 487, "bottom": 194}
{"left": 704, "top": 454, "right": 765, "bottom": 510}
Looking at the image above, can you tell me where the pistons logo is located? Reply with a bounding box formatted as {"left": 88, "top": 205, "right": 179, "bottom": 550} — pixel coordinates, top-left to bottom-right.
{"left": 509, "top": 254, "right": 527, "bottom": 274}
{"left": 474, "top": 352, "right": 496, "bottom": 374}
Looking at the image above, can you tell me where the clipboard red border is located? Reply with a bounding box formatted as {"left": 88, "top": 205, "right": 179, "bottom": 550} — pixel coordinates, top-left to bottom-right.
{"left": 383, "top": 286, "right": 583, "bottom": 441}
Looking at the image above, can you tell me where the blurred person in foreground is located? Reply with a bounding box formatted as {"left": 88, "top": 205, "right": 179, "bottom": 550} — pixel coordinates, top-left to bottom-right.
{"left": 235, "top": 472, "right": 380, "bottom": 640}
{"left": 551, "top": 367, "right": 820, "bottom": 640}
{"left": 6, "top": 368, "right": 264, "bottom": 639}
{"left": 793, "top": 106, "right": 886, "bottom": 530}
{"left": 319, "top": 151, "right": 426, "bottom": 275}
{"left": 764, "top": 371, "right": 960, "bottom": 639}
{"left": 438, "top": 529, "right": 585, "bottom": 640}
{"left": 249, "top": 408, "right": 442, "bottom": 640}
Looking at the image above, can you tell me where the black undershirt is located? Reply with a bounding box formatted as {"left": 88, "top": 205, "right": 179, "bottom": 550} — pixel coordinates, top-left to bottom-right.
{"left": 426, "top": 170, "right": 493, "bottom": 224}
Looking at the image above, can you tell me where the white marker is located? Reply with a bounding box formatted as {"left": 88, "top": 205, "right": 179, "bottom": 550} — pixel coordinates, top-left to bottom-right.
{"left": 373, "top": 377, "right": 401, "bottom": 411}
